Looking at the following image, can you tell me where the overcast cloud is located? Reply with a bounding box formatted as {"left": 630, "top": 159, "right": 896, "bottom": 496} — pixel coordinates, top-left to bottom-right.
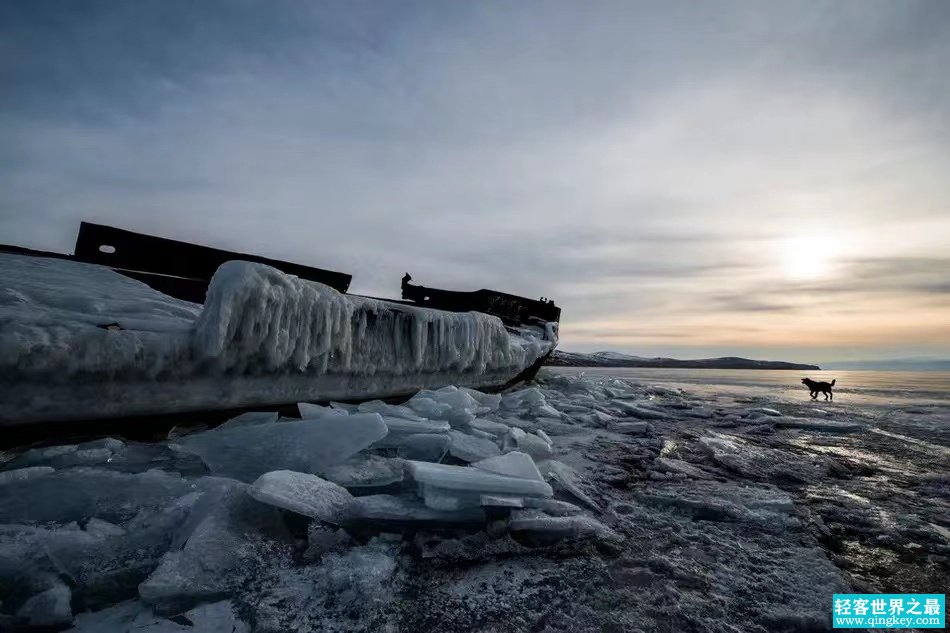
{"left": 2, "top": 1, "right": 949, "bottom": 362}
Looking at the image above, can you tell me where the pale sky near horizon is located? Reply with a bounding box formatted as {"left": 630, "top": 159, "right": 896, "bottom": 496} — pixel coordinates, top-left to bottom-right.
{"left": 2, "top": 1, "right": 949, "bottom": 363}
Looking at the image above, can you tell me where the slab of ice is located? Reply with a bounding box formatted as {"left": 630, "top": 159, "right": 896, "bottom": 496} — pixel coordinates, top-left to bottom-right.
{"left": 65, "top": 600, "right": 188, "bottom": 633}
{"left": 248, "top": 471, "right": 354, "bottom": 523}
{"left": 358, "top": 400, "right": 427, "bottom": 421}
{"left": 407, "top": 461, "right": 553, "bottom": 497}
{"left": 522, "top": 497, "right": 584, "bottom": 516}
{"left": 16, "top": 582, "right": 72, "bottom": 626}
{"left": 502, "top": 429, "right": 553, "bottom": 461}
{"left": 380, "top": 416, "right": 450, "bottom": 435}
{"left": 351, "top": 494, "right": 485, "bottom": 524}
{"left": 472, "top": 451, "right": 543, "bottom": 481}
{"left": 469, "top": 418, "right": 511, "bottom": 436}
{"left": 215, "top": 410, "right": 279, "bottom": 430}
{"left": 448, "top": 430, "right": 502, "bottom": 462}
{"left": 180, "top": 413, "right": 387, "bottom": 482}
{"left": 613, "top": 421, "right": 652, "bottom": 435}
{"left": 0, "top": 467, "right": 194, "bottom": 525}
{"left": 319, "top": 455, "right": 405, "bottom": 489}
{"left": 653, "top": 457, "right": 714, "bottom": 479}
{"left": 405, "top": 396, "right": 453, "bottom": 419}
{"left": 139, "top": 486, "right": 293, "bottom": 613}
{"left": 751, "top": 407, "right": 783, "bottom": 417}
{"left": 480, "top": 494, "right": 524, "bottom": 508}
{"left": 509, "top": 511, "right": 615, "bottom": 541}
{"left": 396, "top": 433, "right": 450, "bottom": 462}
{"left": 297, "top": 402, "right": 348, "bottom": 418}
{"left": 0, "top": 466, "right": 55, "bottom": 484}
{"left": 614, "top": 400, "right": 672, "bottom": 420}
{"left": 541, "top": 460, "right": 602, "bottom": 512}
{"left": 421, "top": 484, "right": 483, "bottom": 510}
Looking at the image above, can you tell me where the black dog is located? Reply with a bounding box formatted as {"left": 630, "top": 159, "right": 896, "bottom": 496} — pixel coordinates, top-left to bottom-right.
{"left": 802, "top": 377, "right": 835, "bottom": 400}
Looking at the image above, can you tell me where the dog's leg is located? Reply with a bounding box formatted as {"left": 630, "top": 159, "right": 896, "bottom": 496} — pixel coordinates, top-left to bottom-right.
{"left": 824, "top": 392, "right": 829, "bottom": 400}
{"left": 829, "top": 391, "right": 833, "bottom": 401}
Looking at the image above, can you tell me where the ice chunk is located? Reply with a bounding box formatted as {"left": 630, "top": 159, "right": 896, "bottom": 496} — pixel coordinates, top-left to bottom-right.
{"left": 509, "top": 511, "right": 616, "bottom": 541}
{"left": 448, "top": 430, "right": 502, "bottom": 462}
{"left": 180, "top": 413, "right": 388, "bottom": 482}
{"left": 181, "top": 600, "right": 250, "bottom": 633}
{"left": 503, "top": 429, "right": 553, "bottom": 461}
{"left": 248, "top": 471, "right": 354, "bottom": 523}
{"left": 410, "top": 387, "right": 480, "bottom": 424}
{"left": 480, "top": 494, "right": 524, "bottom": 508}
{"left": 0, "top": 466, "right": 54, "bottom": 484}
{"left": 421, "top": 484, "right": 482, "bottom": 510}
{"left": 653, "top": 457, "right": 713, "bottom": 479}
{"left": 320, "top": 455, "right": 405, "bottom": 489}
{"left": 16, "top": 583, "right": 71, "bottom": 626}
{"left": 459, "top": 387, "right": 502, "bottom": 411}
{"left": 469, "top": 418, "right": 511, "bottom": 436}
{"left": 751, "top": 407, "right": 783, "bottom": 417}
{"left": 65, "top": 600, "right": 190, "bottom": 633}
{"left": 297, "top": 402, "right": 348, "bottom": 418}
{"left": 0, "top": 467, "right": 194, "bottom": 524}
{"left": 522, "top": 497, "right": 584, "bottom": 516}
{"left": 536, "top": 429, "right": 553, "bottom": 445}
{"left": 396, "top": 433, "right": 450, "bottom": 462}
{"left": 472, "top": 451, "right": 543, "bottom": 481}
{"left": 351, "top": 494, "right": 485, "bottom": 524}
{"left": 215, "top": 410, "right": 278, "bottom": 430}
{"left": 379, "top": 416, "right": 450, "bottom": 435}
{"left": 613, "top": 421, "right": 652, "bottom": 435}
{"left": 139, "top": 486, "right": 293, "bottom": 613}
{"left": 614, "top": 400, "right": 671, "bottom": 420}
{"left": 358, "top": 400, "right": 427, "bottom": 421}
{"left": 405, "top": 396, "right": 452, "bottom": 419}
{"left": 541, "top": 460, "right": 602, "bottom": 512}
{"left": 83, "top": 517, "right": 126, "bottom": 538}
{"left": 408, "top": 461, "right": 553, "bottom": 497}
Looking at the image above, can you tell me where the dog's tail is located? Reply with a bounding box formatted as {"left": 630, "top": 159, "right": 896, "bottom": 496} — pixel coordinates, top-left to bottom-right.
{"left": 831, "top": 379, "right": 836, "bottom": 386}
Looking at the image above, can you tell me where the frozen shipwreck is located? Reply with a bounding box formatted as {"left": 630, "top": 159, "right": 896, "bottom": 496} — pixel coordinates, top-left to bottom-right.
{"left": 0, "top": 223, "right": 560, "bottom": 429}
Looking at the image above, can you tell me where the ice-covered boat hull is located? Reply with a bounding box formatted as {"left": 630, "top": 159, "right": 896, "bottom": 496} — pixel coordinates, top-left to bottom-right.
{"left": 0, "top": 252, "right": 557, "bottom": 428}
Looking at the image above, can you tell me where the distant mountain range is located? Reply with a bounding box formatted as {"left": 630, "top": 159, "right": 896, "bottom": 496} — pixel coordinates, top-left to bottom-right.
{"left": 546, "top": 350, "right": 820, "bottom": 370}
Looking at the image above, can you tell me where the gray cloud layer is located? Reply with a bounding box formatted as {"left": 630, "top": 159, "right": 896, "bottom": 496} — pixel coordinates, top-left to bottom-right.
{"left": 2, "top": 1, "right": 949, "bottom": 361}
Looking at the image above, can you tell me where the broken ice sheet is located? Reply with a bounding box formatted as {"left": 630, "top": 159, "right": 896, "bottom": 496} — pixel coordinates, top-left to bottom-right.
{"left": 509, "top": 510, "right": 616, "bottom": 542}
{"left": 248, "top": 470, "right": 354, "bottom": 524}
{"left": 351, "top": 494, "right": 485, "bottom": 524}
{"left": 214, "top": 410, "right": 278, "bottom": 431}
{"left": 139, "top": 485, "right": 294, "bottom": 614}
{"left": 408, "top": 461, "right": 553, "bottom": 497}
{"left": 396, "top": 433, "right": 450, "bottom": 462}
{"left": 179, "top": 413, "right": 388, "bottom": 482}
{"left": 541, "top": 460, "right": 602, "bottom": 512}
{"left": 448, "top": 430, "right": 501, "bottom": 462}
{"left": 0, "top": 467, "right": 194, "bottom": 524}
{"left": 319, "top": 454, "right": 405, "bottom": 489}
{"left": 472, "top": 451, "right": 543, "bottom": 481}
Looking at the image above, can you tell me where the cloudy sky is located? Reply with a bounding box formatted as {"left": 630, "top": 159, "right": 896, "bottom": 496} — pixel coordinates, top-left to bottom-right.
{"left": 2, "top": 1, "right": 949, "bottom": 363}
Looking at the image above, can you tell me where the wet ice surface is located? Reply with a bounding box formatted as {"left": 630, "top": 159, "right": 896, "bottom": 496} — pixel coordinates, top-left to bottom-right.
{"left": 1, "top": 369, "right": 948, "bottom": 631}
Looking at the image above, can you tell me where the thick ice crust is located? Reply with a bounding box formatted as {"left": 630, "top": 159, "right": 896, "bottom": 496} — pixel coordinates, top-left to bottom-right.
{"left": 0, "top": 255, "right": 556, "bottom": 423}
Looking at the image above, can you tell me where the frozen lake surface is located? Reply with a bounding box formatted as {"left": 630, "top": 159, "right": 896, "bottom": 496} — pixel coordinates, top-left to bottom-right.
{"left": 550, "top": 367, "right": 950, "bottom": 406}
{"left": 1, "top": 368, "right": 947, "bottom": 631}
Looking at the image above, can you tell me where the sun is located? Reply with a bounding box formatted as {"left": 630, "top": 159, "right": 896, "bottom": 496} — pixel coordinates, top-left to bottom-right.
{"left": 779, "top": 235, "right": 836, "bottom": 281}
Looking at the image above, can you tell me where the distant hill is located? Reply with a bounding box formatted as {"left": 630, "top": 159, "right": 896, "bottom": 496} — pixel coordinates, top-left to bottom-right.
{"left": 547, "top": 350, "right": 820, "bottom": 370}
